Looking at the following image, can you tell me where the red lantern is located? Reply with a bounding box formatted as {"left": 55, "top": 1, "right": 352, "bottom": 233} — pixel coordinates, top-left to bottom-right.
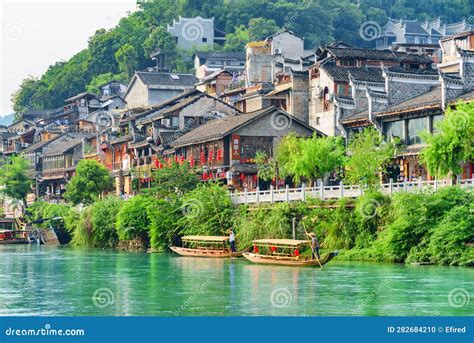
{"left": 270, "top": 246, "right": 277, "bottom": 252}
{"left": 180, "top": 155, "right": 185, "bottom": 165}
{"left": 294, "top": 249, "right": 300, "bottom": 256}
{"left": 200, "top": 151, "right": 206, "bottom": 165}
{"left": 240, "top": 173, "right": 245, "bottom": 181}
{"left": 190, "top": 158, "right": 195, "bottom": 167}
{"left": 216, "top": 149, "right": 222, "bottom": 162}
{"left": 253, "top": 245, "right": 259, "bottom": 253}
{"left": 208, "top": 149, "right": 214, "bottom": 162}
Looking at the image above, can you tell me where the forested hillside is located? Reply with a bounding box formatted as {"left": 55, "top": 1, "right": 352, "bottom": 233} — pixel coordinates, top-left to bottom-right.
{"left": 12, "top": 0, "right": 473, "bottom": 115}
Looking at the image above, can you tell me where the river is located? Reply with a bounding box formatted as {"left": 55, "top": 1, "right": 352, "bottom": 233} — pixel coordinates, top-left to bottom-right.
{"left": 0, "top": 245, "right": 472, "bottom": 316}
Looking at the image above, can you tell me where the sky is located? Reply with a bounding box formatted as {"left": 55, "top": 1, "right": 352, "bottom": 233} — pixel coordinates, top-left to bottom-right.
{"left": 0, "top": 0, "right": 138, "bottom": 116}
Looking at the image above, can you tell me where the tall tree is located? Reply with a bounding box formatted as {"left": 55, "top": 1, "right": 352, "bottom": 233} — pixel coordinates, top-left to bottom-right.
{"left": 224, "top": 25, "right": 250, "bottom": 51}
{"left": 344, "top": 127, "right": 397, "bottom": 188}
{"left": 420, "top": 102, "right": 474, "bottom": 183}
{"left": 115, "top": 43, "right": 138, "bottom": 80}
{"left": 0, "top": 156, "right": 32, "bottom": 209}
{"left": 64, "top": 160, "right": 114, "bottom": 205}
{"left": 248, "top": 17, "right": 279, "bottom": 41}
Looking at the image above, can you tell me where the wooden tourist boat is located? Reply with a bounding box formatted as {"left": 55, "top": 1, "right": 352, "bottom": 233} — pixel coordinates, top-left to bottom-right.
{"left": 0, "top": 218, "right": 29, "bottom": 244}
{"left": 242, "top": 239, "right": 338, "bottom": 267}
{"left": 0, "top": 230, "right": 30, "bottom": 244}
{"left": 170, "top": 235, "right": 243, "bottom": 258}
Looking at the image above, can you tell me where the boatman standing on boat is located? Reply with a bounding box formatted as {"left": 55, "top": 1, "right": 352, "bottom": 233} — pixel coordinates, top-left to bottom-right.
{"left": 229, "top": 229, "right": 236, "bottom": 253}
{"left": 309, "top": 233, "right": 320, "bottom": 259}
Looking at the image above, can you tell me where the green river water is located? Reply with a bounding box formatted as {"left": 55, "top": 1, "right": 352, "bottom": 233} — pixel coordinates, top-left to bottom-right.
{"left": 0, "top": 245, "right": 472, "bottom": 316}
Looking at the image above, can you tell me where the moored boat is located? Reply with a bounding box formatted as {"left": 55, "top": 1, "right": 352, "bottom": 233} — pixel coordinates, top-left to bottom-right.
{"left": 242, "top": 239, "right": 337, "bottom": 267}
{"left": 0, "top": 230, "right": 30, "bottom": 244}
{"left": 0, "top": 218, "right": 30, "bottom": 244}
{"left": 170, "top": 235, "right": 243, "bottom": 258}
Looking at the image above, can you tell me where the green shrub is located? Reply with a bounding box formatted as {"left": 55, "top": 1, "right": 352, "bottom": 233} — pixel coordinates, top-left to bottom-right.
{"left": 90, "top": 196, "right": 122, "bottom": 248}
{"left": 72, "top": 206, "right": 94, "bottom": 247}
{"left": 116, "top": 194, "right": 155, "bottom": 241}
{"left": 354, "top": 190, "right": 390, "bottom": 248}
{"left": 26, "top": 201, "right": 79, "bottom": 242}
{"left": 178, "top": 182, "right": 234, "bottom": 236}
{"left": 235, "top": 202, "right": 293, "bottom": 249}
{"left": 426, "top": 203, "right": 473, "bottom": 266}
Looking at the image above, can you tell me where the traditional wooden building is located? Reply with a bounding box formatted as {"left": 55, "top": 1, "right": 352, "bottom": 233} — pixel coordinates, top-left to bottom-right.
{"left": 170, "top": 107, "right": 320, "bottom": 190}
{"left": 309, "top": 43, "right": 433, "bottom": 135}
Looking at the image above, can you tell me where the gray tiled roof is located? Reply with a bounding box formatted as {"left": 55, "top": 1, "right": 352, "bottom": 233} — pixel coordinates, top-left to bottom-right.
{"left": 159, "top": 131, "right": 184, "bottom": 145}
{"left": 324, "top": 46, "right": 432, "bottom": 64}
{"left": 323, "top": 66, "right": 384, "bottom": 82}
{"left": 41, "top": 135, "right": 84, "bottom": 157}
{"left": 171, "top": 107, "right": 318, "bottom": 147}
{"left": 21, "top": 134, "right": 64, "bottom": 154}
{"left": 136, "top": 72, "right": 197, "bottom": 87}
{"left": 403, "top": 21, "right": 429, "bottom": 35}
{"left": 376, "top": 87, "right": 442, "bottom": 115}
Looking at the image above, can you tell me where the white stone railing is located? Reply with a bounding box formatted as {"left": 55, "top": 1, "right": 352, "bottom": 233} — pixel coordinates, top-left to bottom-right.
{"left": 230, "top": 178, "right": 474, "bottom": 205}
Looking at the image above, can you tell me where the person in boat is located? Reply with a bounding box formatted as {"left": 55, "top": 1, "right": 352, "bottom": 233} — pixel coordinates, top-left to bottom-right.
{"left": 228, "top": 229, "right": 236, "bottom": 253}
{"left": 172, "top": 233, "right": 182, "bottom": 247}
{"left": 309, "top": 233, "right": 320, "bottom": 259}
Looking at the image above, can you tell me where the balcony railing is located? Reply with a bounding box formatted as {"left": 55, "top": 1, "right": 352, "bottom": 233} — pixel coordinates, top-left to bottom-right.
{"left": 231, "top": 178, "right": 474, "bottom": 205}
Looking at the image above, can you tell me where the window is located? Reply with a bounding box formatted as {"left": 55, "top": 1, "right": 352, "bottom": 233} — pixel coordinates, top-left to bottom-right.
{"left": 407, "top": 117, "right": 427, "bottom": 145}
{"left": 171, "top": 116, "right": 179, "bottom": 128}
{"left": 383, "top": 120, "right": 404, "bottom": 141}
{"left": 202, "top": 37, "right": 207, "bottom": 42}
{"left": 337, "top": 84, "right": 346, "bottom": 95}
{"left": 340, "top": 59, "right": 355, "bottom": 66}
{"left": 406, "top": 36, "right": 415, "bottom": 44}
{"left": 174, "top": 36, "right": 178, "bottom": 43}
{"left": 316, "top": 117, "right": 320, "bottom": 126}
{"left": 431, "top": 114, "right": 444, "bottom": 133}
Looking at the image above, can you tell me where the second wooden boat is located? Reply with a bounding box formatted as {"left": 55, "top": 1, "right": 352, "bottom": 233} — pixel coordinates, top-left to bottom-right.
{"left": 242, "top": 239, "right": 337, "bottom": 267}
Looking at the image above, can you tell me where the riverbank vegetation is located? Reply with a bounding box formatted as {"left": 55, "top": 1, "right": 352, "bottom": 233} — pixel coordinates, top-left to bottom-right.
{"left": 26, "top": 183, "right": 473, "bottom": 267}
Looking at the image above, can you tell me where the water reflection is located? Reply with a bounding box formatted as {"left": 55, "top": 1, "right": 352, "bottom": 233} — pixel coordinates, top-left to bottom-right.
{"left": 0, "top": 246, "right": 472, "bottom": 316}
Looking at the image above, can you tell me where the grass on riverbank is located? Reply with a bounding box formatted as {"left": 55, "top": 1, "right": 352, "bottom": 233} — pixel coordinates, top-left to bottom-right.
{"left": 27, "top": 184, "right": 473, "bottom": 267}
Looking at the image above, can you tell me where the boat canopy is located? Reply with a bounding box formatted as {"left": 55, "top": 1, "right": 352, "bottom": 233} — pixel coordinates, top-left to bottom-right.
{"left": 182, "top": 235, "right": 229, "bottom": 243}
{"left": 252, "top": 239, "right": 310, "bottom": 247}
